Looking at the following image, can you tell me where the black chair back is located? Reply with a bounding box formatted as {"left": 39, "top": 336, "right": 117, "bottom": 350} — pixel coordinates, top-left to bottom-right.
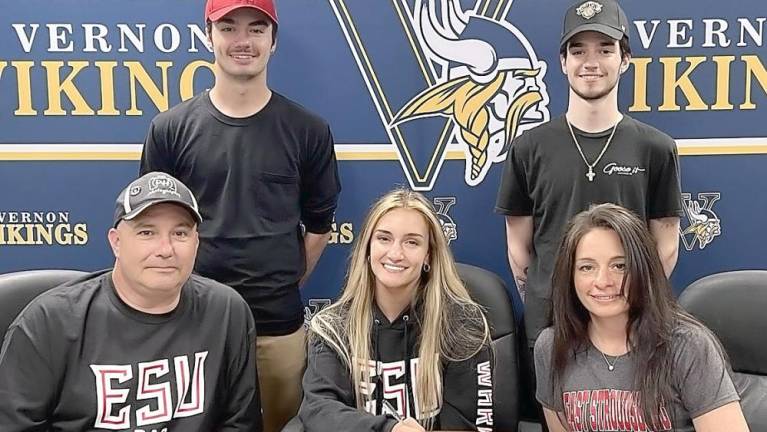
{"left": 0, "top": 269, "right": 88, "bottom": 336}
{"left": 679, "top": 270, "right": 767, "bottom": 431}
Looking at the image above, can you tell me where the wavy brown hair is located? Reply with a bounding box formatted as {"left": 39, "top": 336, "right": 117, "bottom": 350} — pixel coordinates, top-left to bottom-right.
{"left": 549, "top": 203, "right": 722, "bottom": 429}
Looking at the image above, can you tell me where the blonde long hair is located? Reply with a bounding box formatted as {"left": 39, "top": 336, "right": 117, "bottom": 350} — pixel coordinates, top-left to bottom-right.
{"left": 309, "top": 188, "right": 490, "bottom": 425}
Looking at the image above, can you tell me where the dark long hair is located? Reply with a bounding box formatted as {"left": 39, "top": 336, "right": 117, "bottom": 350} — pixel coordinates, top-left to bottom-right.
{"left": 549, "top": 203, "right": 707, "bottom": 429}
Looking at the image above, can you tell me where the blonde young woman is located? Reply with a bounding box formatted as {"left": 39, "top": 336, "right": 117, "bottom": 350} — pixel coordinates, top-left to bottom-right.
{"left": 535, "top": 203, "right": 749, "bottom": 432}
{"left": 299, "top": 189, "right": 494, "bottom": 432}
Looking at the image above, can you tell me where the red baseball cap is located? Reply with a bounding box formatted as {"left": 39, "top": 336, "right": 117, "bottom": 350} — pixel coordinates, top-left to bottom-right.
{"left": 205, "top": 0, "right": 278, "bottom": 24}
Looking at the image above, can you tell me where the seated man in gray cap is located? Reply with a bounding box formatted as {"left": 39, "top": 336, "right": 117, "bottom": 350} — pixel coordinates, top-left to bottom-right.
{"left": 0, "top": 172, "right": 262, "bottom": 432}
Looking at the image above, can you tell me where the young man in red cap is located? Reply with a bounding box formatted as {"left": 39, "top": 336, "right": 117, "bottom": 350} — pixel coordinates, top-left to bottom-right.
{"left": 495, "top": 0, "right": 682, "bottom": 426}
{"left": 140, "top": 1, "right": 341, "bottom": 431}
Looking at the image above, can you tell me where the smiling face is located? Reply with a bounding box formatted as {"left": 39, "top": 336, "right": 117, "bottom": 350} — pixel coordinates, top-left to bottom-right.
{"left": 109, "top": 203, "right": 199, "bottom": 306}
{"left": 208, "top": 7, "right": 275, "bottom": 83}
{"left": 561, "top": 31, "right": 628, "bottom": 102}
{"left": 573, "top": 227, "right": 630, "bottom": 323}
{"left": 369, "top": 208, "right": 431, "bottom": 299}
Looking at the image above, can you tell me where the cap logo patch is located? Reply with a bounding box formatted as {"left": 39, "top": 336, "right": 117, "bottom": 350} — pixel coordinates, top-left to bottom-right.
{"left": 148, "top": 174, "right": 181, "bottom": 198}
{"left": 576, "top": 1, "right": 603, "bottom": 20}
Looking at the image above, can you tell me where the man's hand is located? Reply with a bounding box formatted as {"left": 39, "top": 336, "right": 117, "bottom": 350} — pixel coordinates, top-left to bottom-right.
{"left": 392, "top": 418, "right": 426, "bottom": 432}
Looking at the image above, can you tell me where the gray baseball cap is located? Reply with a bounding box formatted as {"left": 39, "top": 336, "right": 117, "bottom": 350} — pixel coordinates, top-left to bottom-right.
{"left": 561, "top": 0, "right": 629, "bottom": 49}
{"left": 113, "top": 172, "right": 202, "bottom": 227}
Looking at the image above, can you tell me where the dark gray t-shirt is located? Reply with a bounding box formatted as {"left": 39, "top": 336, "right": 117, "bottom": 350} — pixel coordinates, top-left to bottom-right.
{"left": 534, "top": 324, "right": 739, "bottom": 431}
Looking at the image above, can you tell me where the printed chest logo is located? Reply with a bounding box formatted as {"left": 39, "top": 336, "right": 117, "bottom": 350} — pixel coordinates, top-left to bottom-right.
{"left": 358, "top": 358, "right": 493, "bottom": 431}
{"left": 360, "top": 358, "right": 436, "bottom": 420}
{"left": 602, "top": 162, "right": 646, "bottom": 176}
{"left": 90, "top": 351, "right": 207, "bottom": 430}
{"left": 562, "top": 388, "right": 672, "bottom": 431}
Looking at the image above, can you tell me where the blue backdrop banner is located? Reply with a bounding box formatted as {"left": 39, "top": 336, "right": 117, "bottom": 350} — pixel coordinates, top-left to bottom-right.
{"left": 1, "top": 0, "right": 766, "bottom": 318}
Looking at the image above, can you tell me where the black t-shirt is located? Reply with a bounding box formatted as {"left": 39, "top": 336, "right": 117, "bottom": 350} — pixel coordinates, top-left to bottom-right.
{"left": 141, "top": 91, "right": 341, "bottom": 335}
{"left": 495, "top": 115, "right": 682, "bottom": 346}
{"left": 0, "top": 271, "right": 260, "bottom": 431}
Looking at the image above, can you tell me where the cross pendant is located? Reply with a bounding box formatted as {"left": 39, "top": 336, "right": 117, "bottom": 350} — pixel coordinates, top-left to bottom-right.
{"left": 586, "top": 167, "right": 595, "bottom": 182}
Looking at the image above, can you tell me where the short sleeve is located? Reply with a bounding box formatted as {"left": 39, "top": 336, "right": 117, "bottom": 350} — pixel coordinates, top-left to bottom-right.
{"left": 495, "top": 134, "right": 533, "bottom": 216}
{"left": 0, "top": 303, "right": 58, "bottom": 430}
{"left": 671, "top": 325, "right": 740, "bottom": 418}
{"left": 300, "top": 124, "right": 341, "bottom": 234}
{"left": 648, "top": 135, "right": 683, "bottom": 219}
{"left": 140, "top": 117, "right": 174, "bottom": 176}
{"left": 534, "top": 328, "right": 560, "bottom": 411}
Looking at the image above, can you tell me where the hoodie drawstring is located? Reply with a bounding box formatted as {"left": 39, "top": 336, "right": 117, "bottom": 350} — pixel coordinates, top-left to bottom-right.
{"left": 402, "top": 314, "right": 417, "bottom": 419}
{"left": 374, "top": 312, "right": 417, "bottom": 420}
{"left": 374, "top": 318, "right": 383, "bottom": 416}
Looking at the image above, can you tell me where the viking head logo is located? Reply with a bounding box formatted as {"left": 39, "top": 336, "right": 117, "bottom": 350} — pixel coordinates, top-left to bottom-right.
{"left": 304, "top": 298, "right": 332, "bottom": 327}
{"left": 390, "top": 0, "right": 549, "bottom": 186}
{"left": 681, "top": 193, "right": 722, "bottom": 251}
{"left": 433, "top": 197, "right": 458, "bottom": 244}
{"left": 576, "top": 1, "right": 603, "bottom": 19}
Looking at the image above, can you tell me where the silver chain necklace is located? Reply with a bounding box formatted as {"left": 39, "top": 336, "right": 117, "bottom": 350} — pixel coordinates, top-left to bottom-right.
{"left": 600, "top": 351, "right": 623, "bottom": 371}
{"left": 566, "top": 119, "right": 619, "bottom": 182}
